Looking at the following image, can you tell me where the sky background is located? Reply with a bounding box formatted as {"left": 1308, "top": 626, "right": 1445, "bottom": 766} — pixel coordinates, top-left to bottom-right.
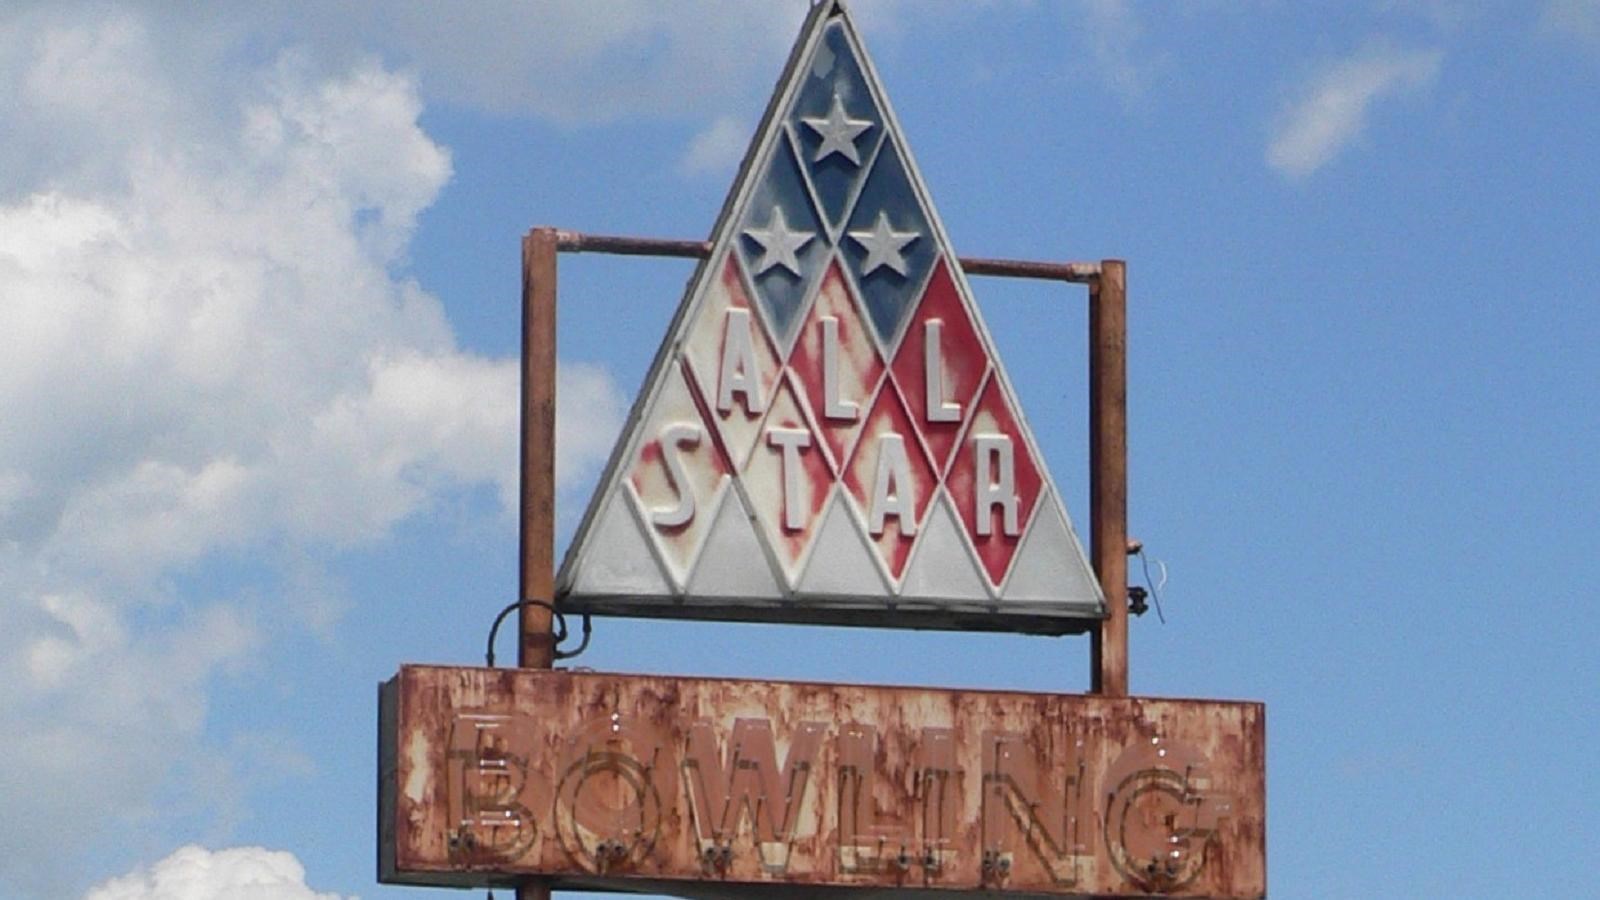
{"left": 2, "top": 1, "right": 1598, "bottom": 898}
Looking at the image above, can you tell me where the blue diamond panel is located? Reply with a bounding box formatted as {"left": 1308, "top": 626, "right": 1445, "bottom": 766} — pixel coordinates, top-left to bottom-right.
{"left": 786, "top": 21, "right": 885, "bottom": 234}
{"left": 736, "top": 133, "right": 830, "bottom": 353}
{"left": 840, "top": 138, "right": 936, "bottom": 351}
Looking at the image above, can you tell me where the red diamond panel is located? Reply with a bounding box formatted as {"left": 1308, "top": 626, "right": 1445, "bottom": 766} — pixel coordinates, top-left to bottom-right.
{"left": 681, "top": 256, "right": 782, "bottom": 471}
{"left": 890, "top": 256, "right": 988, "bottom": 475}
{"left": 787, "top": 258, "right": 885, "bottom": 474}
{"left": 842, "top": 381, "right": 936, "bottom": 581}
{"left": 945, "top": 376, "right": 1043, "bottom": 587}
{"left": 743, "top": 374, "right": 832, "bottom": 581}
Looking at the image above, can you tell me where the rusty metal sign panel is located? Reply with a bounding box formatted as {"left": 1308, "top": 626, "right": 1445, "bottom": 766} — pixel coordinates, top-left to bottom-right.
{"left": 556, "top": 0, "right": 1103, "bottom": 634}
{"left": 380, "top": 666, "right": 1265, "bottom": 897}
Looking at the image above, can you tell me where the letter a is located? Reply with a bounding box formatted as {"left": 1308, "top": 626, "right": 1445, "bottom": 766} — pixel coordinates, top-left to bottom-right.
{"left": 868, "top": 434, "right": 916, "bottom": 537}
{"left": 718, "top": 308, "right": 766, "bottom": 416}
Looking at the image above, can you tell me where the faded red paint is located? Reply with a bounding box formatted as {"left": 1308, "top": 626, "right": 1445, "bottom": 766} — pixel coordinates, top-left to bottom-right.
{"left": 842, "top": 380, "right": 937, "bottom": 580}
{"left": 786, "top": 259, "right": 886, "bottom": 474}
{"left": 624, "top": 364, "right": 733, "bottom": 575}
{"left": 683, "top": 717, "right": 826, "bottom": 847}
{"left": 631, "top": 439, "right": 664, "bottom": 497}
{"left": 741, "top": 374, "right": 832, "bottom": 571}
{"left": 676, "top": 254, "right": 782, "bottom": 485}
{"left": 381, "top": 666, "right": 1266, "bottom": 898}
{"left": 945, "top": 376, "right": 1043, "bottom": 586}
{"left": 679, "top": 357, "right": 737, "bottom": 478}
{"left": 980, "top": 729, "right": 1093, "bottom": 885}
{"left": 890, "top": 257, "right": 989, "bottom": 474}
{"left": 834, "top": 722, "right": 963, "bottom": 873}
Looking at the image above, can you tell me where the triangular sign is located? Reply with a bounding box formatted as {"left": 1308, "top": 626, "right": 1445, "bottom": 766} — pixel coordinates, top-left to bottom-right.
{"left": 558, "top": 0, "right": 1103, "bottom": 633}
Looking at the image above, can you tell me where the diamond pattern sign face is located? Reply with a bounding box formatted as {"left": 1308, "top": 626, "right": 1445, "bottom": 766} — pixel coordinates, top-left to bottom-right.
{"left": 558, "top": 0, "right": 1102, "bottom": 631}
{"left": 788, "top": 259, "right": 883, "bottom": 474}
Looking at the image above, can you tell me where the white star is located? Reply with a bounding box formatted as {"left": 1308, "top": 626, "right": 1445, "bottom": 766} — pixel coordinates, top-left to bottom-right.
{"left": 801, "top": 94, "right": 873, "bottom": 166}
{"left": 743, "top": 206, "right": 815, "bottom": 277}
{"left": 848, "top": 211, "right": 919, "bottom": 278}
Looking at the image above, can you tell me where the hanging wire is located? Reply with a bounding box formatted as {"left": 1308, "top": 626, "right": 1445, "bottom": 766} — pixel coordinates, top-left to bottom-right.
{"left": 485, "top": 599, "right": 593, "bottom": 666}
{"left": 559, "top": 611, "right": 593, "bottom": 660}
{"left": 1134, "top": 546, "right": 1168, "bottom": 624}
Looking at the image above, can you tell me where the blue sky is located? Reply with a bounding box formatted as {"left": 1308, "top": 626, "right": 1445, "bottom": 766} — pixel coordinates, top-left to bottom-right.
{"left": 2, "top": 2, "right": 1597, "bottom": 898}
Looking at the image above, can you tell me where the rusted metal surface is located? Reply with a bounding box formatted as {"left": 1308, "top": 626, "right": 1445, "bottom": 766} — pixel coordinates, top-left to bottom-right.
{"left": 554, "top": 230, "right": 710, "bottom": 261}
{"left": 520, "top": 228, "right": 559, "bottom": 669}
{"left": 551, "top": 229, "right": 1102, "bottom": 284}
{"left": 380, "top": 666, "right": 1264, "bottom": 898}
{"left": 517, "top": 227, "right": 559, "bottom": 899}
{"left": 959, "top": 256, "right": 1102, "bottom": 284}
{"left": 1090, "top": 260, "right": 1129, "bottom": 697}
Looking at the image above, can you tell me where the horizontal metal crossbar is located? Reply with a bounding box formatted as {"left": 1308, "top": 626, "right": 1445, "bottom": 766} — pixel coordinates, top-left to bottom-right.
{"left": 547, "top": 229, "right": 1102, "bottom": 284}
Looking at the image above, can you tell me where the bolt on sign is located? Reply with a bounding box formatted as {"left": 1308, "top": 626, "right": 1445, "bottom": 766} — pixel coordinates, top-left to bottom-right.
{"left": 379, "top": 666, "right": 1266, "bottom": 897}
{"left": 557, "top": 0, "right": 1102, "bottom": 633}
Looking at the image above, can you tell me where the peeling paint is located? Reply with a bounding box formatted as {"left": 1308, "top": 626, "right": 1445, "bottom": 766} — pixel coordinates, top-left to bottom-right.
{"left": 381, "top": 665, "right": 1265, "bottom": 898}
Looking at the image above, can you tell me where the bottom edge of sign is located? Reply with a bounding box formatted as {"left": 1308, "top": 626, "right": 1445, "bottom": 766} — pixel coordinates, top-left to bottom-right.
{"left": 556, "top": 597, "right": 1103, "bottom": 635}
{"left": 384, "top": 872, "right": 1263, "bottom": 900}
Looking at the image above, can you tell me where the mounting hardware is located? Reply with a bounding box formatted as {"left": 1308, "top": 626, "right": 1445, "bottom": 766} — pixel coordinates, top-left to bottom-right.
{"left": 701, "top": 844, "right": 728, "bottom": 872}
{"left": 485, "top": 599, "right": 593, "bottom": 667}
{"left": 1128, "top": 585, "right": 1150, "bottom": 617}
{"left": 981, "top": 849, "right": 1010, "bottom": 878}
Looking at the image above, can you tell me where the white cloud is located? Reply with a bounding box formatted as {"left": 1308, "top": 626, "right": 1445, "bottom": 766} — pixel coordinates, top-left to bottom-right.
{"left": 83, "top": 845, "right": 349, "bottom": 900}
{"left": 5, "top": 0, "right": 815, "bottom": 127}
{"left": 1, "top": 599, "right": 261, "bottom": 895}
{"left": 2, "top": 0, "right": 1003, "bottom": 148}
{"left": 1077, "top": 0, "right": 1158, "bottom": 101}
{"left": 0, "top": 7, "right": 624, "bottom": 896}
{"left": 1267, "top": 40, "right": 1443, "bottom": 178}
{"left": 555, "top": 362, "right": 628, "bottom": 492}
{"left": 680, "top": 115, "right": 753, "bottom": 178}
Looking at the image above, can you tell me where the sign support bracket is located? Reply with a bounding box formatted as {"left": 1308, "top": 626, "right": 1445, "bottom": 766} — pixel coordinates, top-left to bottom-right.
{"left": 1089, "top": 259, "right": 1128, "bottom": 696}
{"left": 517, "top": 226, "right": 560, "bottom": 900}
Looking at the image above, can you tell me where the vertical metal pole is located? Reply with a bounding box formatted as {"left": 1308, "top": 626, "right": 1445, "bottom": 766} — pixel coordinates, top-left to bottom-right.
{"left": 1089, "top": 260, "right": 1128, "bottom": 697}
{"left": 517, "top": 227, "right": 558, "bottom": 900}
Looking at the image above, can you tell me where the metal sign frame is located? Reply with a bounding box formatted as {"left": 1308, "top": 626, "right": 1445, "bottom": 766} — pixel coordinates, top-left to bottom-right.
{"left": 520, "top": 229, "right": 1128, "bottom": 689}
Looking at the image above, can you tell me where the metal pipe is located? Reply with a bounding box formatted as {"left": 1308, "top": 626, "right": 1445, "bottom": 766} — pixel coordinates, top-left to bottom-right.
{"left": 1089, "top": 259, "right": 1128, "bottom": 697}
{"left": 551, "top": 229, "right": 1101, "bottom": 284}
{"left": 553, "top": 230, "right": 709, "bottom": 260}
{"left": 958, "top": 256, "right": 1101, "bottom": 283}
{"left": 517, "top": 227, "right": 559, "bottom": 900}
{"left": 519, "top": 227, "right": 559, "bottom": 670}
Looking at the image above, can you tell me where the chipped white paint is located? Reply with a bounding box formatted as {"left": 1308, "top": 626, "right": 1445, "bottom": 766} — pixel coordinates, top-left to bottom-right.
{"left": 404, "top": 728, "right": 433, "bottom": 805}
